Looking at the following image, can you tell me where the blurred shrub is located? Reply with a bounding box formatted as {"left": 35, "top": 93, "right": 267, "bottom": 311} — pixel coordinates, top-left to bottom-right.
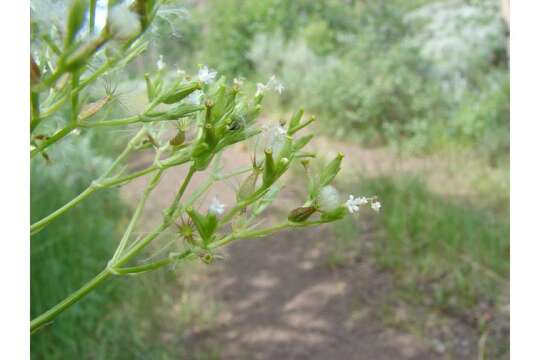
{"left": 246, "top": 0, "right": 508, "bottom": 155}
{"left": 202, "top": 0, "right": 358, "bottom": 76}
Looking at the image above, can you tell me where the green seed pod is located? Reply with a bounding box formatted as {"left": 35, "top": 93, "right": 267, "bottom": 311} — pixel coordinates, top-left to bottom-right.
{"left": 288, "top": 206, "right": 316, "bottom": 223}
{"left": 65, "top": 0, "right": 87, "bottom": 48}
{"left": 320, "top": 207, "right": 347, "bottom": 222}
{"left": 186, "top": 207, "right": 209, "bottom": 243}
{"left": 203, "top": 123, "right": 217, "bottom": 147}
{"left": 320, "top": 152, "right": 344, "bottom": 187}
{"left": 144, "top": 73, "right": 154, "bottom": 101}
{"left": 191, "top": 142, "right": 210, "bottom": 157}
{"left": 163, "top": 104, "right": 204, "bottom": 120}
{"left": 294, "top": 134, "right": 314, "bottom": 151}
{"left": 262, "top": 148, "right": 275, "bottom": 187}
{"left": 169, "top": 129, "right": 185, "bottom": 146}
{"left": 160, "top": 82, "right": 201, "bottom": 104}
{"left": 237, "top": 171, "right": 260, "bottom": 202}
{"left": 287, "top": 108, "right": 304, "bottom": 135}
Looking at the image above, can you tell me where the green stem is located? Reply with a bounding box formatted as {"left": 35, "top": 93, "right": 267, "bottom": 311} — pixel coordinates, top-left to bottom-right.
{"left": 30, "top": 269, "right": 112, "bottom": 333}
{"left": 31, "top": 125, "right": 76, "bottom": 158}
{"left": 111, "top": 169, "right": 164, "bottom": 262}
{"left": 113, "top": 250, "right": 193, "bottom": 275}
{"left": 31, "top": 129, "right": 148, "bottom": 235}
{"left": 30, "top": 185, "right": 95, "bottom": 235}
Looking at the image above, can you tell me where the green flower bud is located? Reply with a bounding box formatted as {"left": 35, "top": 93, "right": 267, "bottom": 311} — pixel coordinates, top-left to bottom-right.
{"left": 287, "top": 108, "right": 304, "bottom": 135}
{"left": 162, "top": 104, "right": 204, "bottom": 120}
{"left": 169, "top": 129, "right": 185, "bottom": 147}
{"left": 144, "top": 73, "right": 154, "bottom": 101}
{"left": 186, "top": 207, "right": 216, "bottom": 247}
{"left": 65, "top": 0, "right": 87, "bottom": 48}
{"left": 293, "top": 134, "right": 314, "bottom": 151}
{"left": 237, "top": 171, "right": 260, "bottom": 202}
{"left": 320, "top": 207, "right": 347, "bottom": 222}
{"left": 263, "top": 147, "right": 275, "bottom": 187}
{"left": 288, "top": 206, "right": 316, "bottom": 223}
{"left": 160, "top": 82, "right": 202, "bottom": 104}
{"left": 320, "top": 152, "right": 344, "bottom": 187}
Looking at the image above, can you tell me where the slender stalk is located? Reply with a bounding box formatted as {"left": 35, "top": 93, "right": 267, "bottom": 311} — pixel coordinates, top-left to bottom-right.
{"left": 30, "top": 269, "right": 112, "bottom": 333}
{"left": 111, "top": 169, "right": 164, "bottom": 262}
{"left": 31, "top": 129, "right": 147, "bottom": 235}
{"left": 31, "top": 125, "right": 76, "bottom": 158}
{"left": 30, "top": 185, "right": 95, "bottom": 235}
{"left": 114, "top": 250, "right": 193, "bottom": 275}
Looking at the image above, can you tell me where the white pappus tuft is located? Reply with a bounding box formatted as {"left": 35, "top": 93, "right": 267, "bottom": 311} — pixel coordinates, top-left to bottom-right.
{"left": 319, "top": 186, "right": 341, "bottom": 212}
{"left": 186, "top": 90, "right": 204, "bottom": 105}
{"left": 156, "top": 55, "right": 166, "bottom": 70}
{"left": 108, "top": 3, "right": 141, "bottom": 41}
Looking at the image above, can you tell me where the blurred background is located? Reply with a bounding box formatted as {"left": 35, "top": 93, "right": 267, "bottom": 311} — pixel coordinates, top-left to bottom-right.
{"left": 31, "top": 0, "right": 509, "bottom": 358}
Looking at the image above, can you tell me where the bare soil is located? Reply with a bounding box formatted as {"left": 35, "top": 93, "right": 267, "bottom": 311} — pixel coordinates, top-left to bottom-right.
{"left": 120, "top": 138, "right": 488, "bottom": 359}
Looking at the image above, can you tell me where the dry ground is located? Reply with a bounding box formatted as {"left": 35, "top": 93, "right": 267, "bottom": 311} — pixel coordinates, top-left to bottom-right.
{"left": 120, "top": 135, "right": 494, "bottom": 359}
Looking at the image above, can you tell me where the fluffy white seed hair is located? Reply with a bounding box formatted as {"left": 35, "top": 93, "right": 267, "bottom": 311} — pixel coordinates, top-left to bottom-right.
{"left": 108, "top": 3, "right": 141, "bottom": 41}
{"left": 319, "top": 186, "right": 341, "bottom": 212}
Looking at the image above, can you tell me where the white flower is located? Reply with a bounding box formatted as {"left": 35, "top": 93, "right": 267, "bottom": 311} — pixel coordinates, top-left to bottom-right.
{"left": 186, "top": 90, "right": 203, "bottom": 105}
{"left": 268, "top": 75, "right": 284, "bottom": 94}
{"left": 257, "top": 76, "right": 285, "bottom": 96}
{"left": 198, "top": 66, "right": 217, "bottom": 84}
{"left": 156, "top": 55, "right": 166, "bottom": 70}
{"left": 274, "top": 82, "right": 285, "bottom": 94}
{"left": 319, "top": 186, "right": 341, "bottom": 212}
{"left": 108, "top": 3, "right": 141, "bottom": 41}
{"left": 346, "top": 195, "right": 368, "bottom": 214}
{"left": 209, "top": 197, "right": 225, "bottom": 216}
{"left": 371, "top": 201, "right": 382, "bottom": 212}
{"left": 255, "top": 82, "right": 267, "bottom": 97}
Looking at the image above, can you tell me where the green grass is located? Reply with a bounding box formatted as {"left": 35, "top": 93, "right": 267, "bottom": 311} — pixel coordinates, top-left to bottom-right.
{"left": 329, "top": 174, "right": 509, "bottom": 357}
{"left": 31, "top": 137, "right": 221, "bottom": 359}
{"left": 333, "top": 175, "right": 509, "bottom": 315}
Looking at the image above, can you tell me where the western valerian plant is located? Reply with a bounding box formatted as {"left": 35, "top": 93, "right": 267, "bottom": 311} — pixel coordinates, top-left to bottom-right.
{"left": 30, "top": 0, "right": 379, "bottom": 334}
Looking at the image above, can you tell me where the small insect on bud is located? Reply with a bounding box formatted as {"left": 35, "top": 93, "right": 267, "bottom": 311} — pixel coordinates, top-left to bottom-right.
{"left": 288, "top": 206, "right": 317, "bottom": 223}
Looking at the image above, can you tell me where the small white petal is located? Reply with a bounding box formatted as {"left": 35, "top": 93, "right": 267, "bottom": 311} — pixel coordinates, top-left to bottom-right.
{"left": 371, "top": 201, "right": 381, "bottom": 212}
{"left": 209, "top": 196, "right": 226, "bottom": 215}
{"left": 198, "top": 66, "right": 217, "bottom": 84}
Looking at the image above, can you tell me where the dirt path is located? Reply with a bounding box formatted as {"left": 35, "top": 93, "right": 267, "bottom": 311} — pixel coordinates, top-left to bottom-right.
{"left": 121, "top": 140, "right": 446, "bottom": 359}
